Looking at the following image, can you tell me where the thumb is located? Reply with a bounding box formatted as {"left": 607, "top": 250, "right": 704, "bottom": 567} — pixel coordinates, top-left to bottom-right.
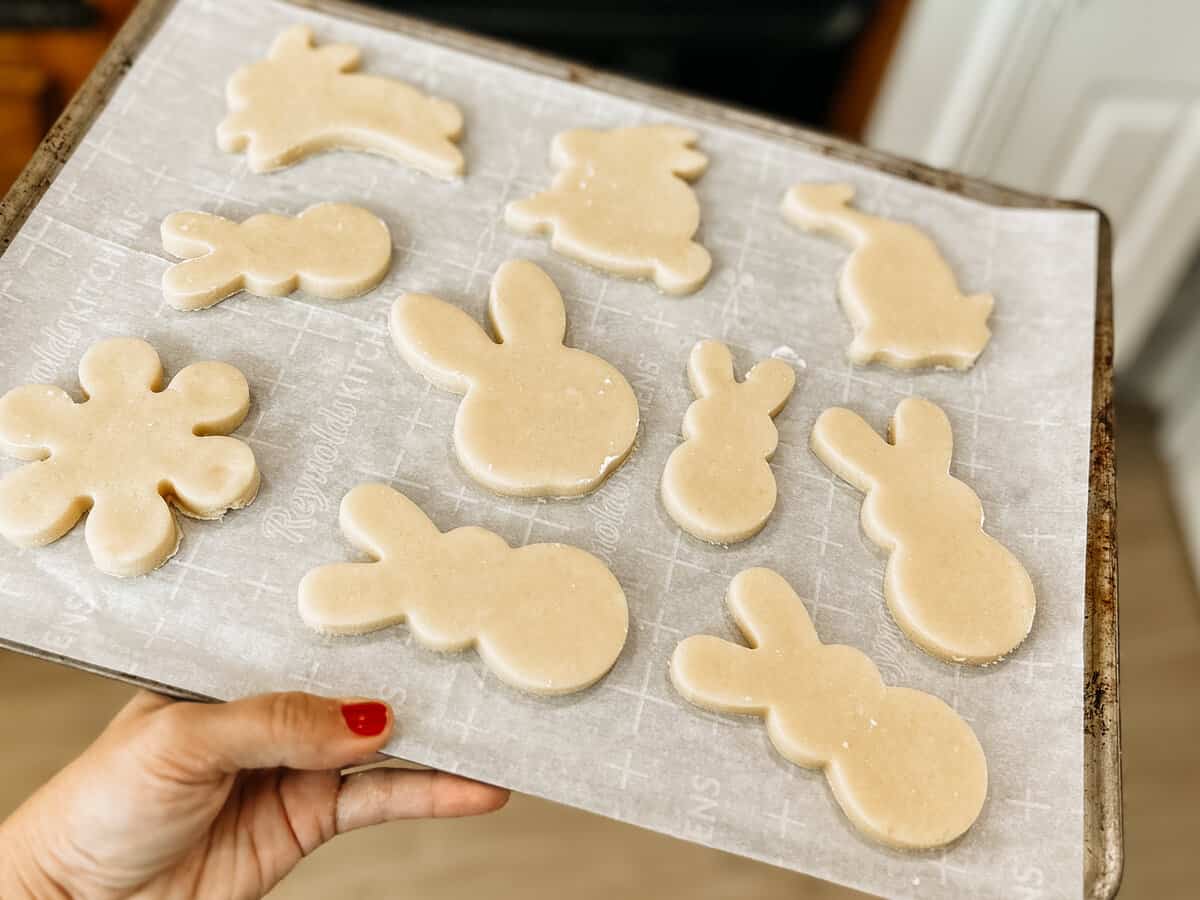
{"left": 145, "top": 692, "right": 394, "bottom": 776}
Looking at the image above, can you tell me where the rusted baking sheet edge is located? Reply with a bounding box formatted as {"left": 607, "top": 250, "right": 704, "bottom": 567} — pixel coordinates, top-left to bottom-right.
{"left": 0, "top": 0, "right": 1121, "bottom": 895}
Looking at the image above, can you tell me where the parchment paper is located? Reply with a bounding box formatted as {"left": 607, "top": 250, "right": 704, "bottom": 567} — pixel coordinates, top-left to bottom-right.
{"left": 0, "top": 1, "right": 1096, "bottom": 896}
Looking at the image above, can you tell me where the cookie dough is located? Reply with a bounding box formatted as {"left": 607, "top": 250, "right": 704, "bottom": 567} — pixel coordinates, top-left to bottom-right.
{"left": 782, "top": 183, "right": 993, "bottom": 369}
{"left": 671, "top": 567, "right": 988, "bottom": 849}
{"left": 219, "top": 25, "right": 464, "bottom": 177}
{"left": 811, "top": 398, "right": 1036, "bottom": 663}
{"left": 161, "top": 203, "right": 392, "bottom": 310}
{"left": 0, "top": 338, "right": 259, "bottom": 577}
{"left": 506, "top": 125, "right": 711, "bottom": 294}
{"left": 390, "top": 259, "right": 639, "bottom": 497}
{"left": 299, "top": 483, "right": 629, "bottom": 695}
{"left": 661, "top": 341, "right": 795, "bottom": 544}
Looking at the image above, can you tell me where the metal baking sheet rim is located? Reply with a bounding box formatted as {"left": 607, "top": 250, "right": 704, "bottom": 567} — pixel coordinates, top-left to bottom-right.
{"left": 0, "top": 0, "right": 1122, "bottom": 896}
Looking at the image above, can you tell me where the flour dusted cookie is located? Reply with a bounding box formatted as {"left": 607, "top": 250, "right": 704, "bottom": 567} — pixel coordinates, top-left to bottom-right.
{"left": 782, "top": 183, "right": 993, "bottom": 369}
{"left": 390, "top": 259, "right": 639, "bottom": 497}
{"left": 0, "top": 338, "right": 258, "bottom": 577}
{"left": 671, "top": 567, "right": 987, "bottom": 849}
{"left": 161, "top": 203, "right": 392, "bottom": 310}
{"left": 811, "top": 398, "right": 1035, "bottom": 663}
{"left": 219, "top": 25, "right": 464, "bottom": 177}
{"left": 506, "top": 125, "right": 711, "bottom": 294}
{"left": 661, "top": 341, "right": 795, "bottom": 544}
{"left": 300, "top": 483, "right": 628, "bottom": 694}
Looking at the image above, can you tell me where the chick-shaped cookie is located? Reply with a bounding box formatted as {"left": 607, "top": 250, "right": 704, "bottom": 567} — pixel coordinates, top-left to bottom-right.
{"left": 506, "top": 125, "right": 711, "bottom": 294}
{"left": 390, "top": 260, "right": 639, "bottom": 497}
{"left": 219, "top": 24, "right": 464, "bottom": 177}
{"left": 0, "top": 338, "right": 259, "bottom": 576}
{"left": 299, "top": 483, "right": 628, "bottom": 694}
{"left": 161, "top": 203, "right": 392, "bottom": 310}
{"left": 671, "top": 567, "right": 988, "bottom": 849}
{"left": 661, "top": 341, "right": 795, "bottom": 544}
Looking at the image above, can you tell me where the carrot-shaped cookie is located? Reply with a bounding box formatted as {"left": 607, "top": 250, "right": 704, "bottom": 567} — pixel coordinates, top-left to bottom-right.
{"left": 671, "top": 567, "right": 987, "bottom": 849}
{"left": 811, "top": 397, "right": 1035, "bottom": 663}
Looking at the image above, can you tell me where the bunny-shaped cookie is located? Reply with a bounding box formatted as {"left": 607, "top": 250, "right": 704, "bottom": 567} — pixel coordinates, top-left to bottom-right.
{"left": 506, "top": 125, "right": 712, "bottom": 294}
{"left": 671, "top": 567, "right": 987, "bottom": 849}
{"left": 811, "top": 398, "right": 1035, "bottom": 663}
{"left": 390, "top": 260, "right": 639, "bottom": 497}
{"left": 299, "top": 483, "right": 628, "bottom": 694}
{"left": 161, "top": 203, "right": 392, "bottom": 310}
{"left": 219, "top": 25, "right": 464, "bottom": 177}
{"left": 782, "top": 183, "right": 993, "bottom": 370}
{"left": 661, "top": 341, "right": 795, "bottom": 544}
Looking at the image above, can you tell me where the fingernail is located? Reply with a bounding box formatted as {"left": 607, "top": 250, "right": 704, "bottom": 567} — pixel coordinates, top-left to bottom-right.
{"left": 341, "top": 701, "right": 389, "bottom": 737}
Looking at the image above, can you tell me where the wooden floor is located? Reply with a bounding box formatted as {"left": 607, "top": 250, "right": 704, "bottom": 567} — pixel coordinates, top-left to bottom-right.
{"left": 1, "top": 406, "right": 1196, "bottom": 899}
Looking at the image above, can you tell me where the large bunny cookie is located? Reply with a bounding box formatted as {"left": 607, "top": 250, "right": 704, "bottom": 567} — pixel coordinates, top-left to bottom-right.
{"left": 0, "top": 338, "right": 259, "bottom": 577}
{"left": 390, "top": 260, "right": 639, "bottom": 497}
{"left": 219, "top": 25, "right": 464, "bottom": 177}
{"left": 506, "top": 125, "right": 712, "bottom": 295}
{"left": 671, "top": 567, "right": 987, "bottom": 849}
{"left": 161, "top": 203, "right": 392, "bottom": 310}
{"left": 661, "top": 341, "right": 795, "bottom": 544}
{"left": 811, "top": 398, "right": 1035, "bottom": 663}
{"left": 782, "top": 183, "right": 993, "bottom": 370}
{"left": 300, "top": 483, "right": 629, "bottom": 694}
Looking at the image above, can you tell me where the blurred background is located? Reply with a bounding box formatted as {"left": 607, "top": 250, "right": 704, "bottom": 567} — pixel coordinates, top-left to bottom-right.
{"left": 2, "top": 0, "right": 1197, "bottom": 897}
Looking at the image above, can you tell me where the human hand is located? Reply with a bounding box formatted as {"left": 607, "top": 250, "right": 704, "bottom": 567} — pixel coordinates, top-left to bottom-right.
{"left": 0, "top": 690, "right": 508, "bottom": 899}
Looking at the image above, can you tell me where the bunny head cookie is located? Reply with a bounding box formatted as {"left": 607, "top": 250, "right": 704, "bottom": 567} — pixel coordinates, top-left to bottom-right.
{"left": 161, "top": 203, "right": 392, "bottom": 310}
{"left": 0, "top": 338, "right": 259, "bottom": 576}
{"left": 219, "top": 25, "right": 464, "bottom": 177}
{"left": 299, "top": 483, "right": 628, "bottom": 694}
{"left": 782, "top": 183, "right": 993, "bottom": 370}
{"left": 506, "top": 125, "right": 712, "bottom": 295}
{"left": 671, "top": 567, "right": 988, "bottom": 849}
{"left": 390, "top": 260, "right": 639, "bottom": 497}
{"left": 811, "top": 398, "right": 1035, "bottom": 663}
{"left": 661, "top": 341, "right": 795, "bottom": 544}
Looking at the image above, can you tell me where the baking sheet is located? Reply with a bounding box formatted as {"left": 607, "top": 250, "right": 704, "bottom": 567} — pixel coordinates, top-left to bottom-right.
{"left": 0, "top": 0, "right": 1098, "bottom": 896}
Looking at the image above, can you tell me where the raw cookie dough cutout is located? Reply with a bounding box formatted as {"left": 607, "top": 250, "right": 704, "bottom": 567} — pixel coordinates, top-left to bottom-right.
{"left": 390, "top": 259, "right": 639, "bottom": 497}
{"left": 811, "top": 397, "right": 1035, "bottom": 663}
{"left": 782, "top": 183, "right": 993, "bottom": 369}
{"left": 661, "top": 340, "right": 795, "bottom": 544}
{"left": 161, "top": 203, "right": 392, "bottom": 310}
{"left": 506, "top": 125, "right": 712, "bottom": 294}
{"left": 671, "top": 567, "right": 987, "bottom": 849}
{"left": 0, "top": 338, "right": 259, "bottom": 577}
{"left": 219, "top": 25, "right": 464, "bottom": 177}
{"left": 299, "top": 483, "right": 628, "bottom": 694}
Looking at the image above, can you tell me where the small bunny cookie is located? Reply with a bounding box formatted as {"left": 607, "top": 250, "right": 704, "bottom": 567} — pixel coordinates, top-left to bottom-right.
{"left": 390, "top": 260, "right": 639, "bottom": 497}
{"left": 661, "top": 341, "right": 795, "bottom": 544}
{"left": 300, "top": 483, "right": 628, "bottom": 694}
{"left": 782, "top": 183, "right": 993, "bottom": 369}
{"left": 0, "top": 338, "right": 258, "bottom": 576}
{"left": 219, "top": 25, "right": 464, "bottom": 177}
{"left": 811, "top": 398, "right": 1035, "bottom": 663}
{"left": 506, "top": 125, "right": 712, "bottom": 294}
{"left": 161, "top": 203, "right": 392, "bottom": 310}
{"left": 671, "top": 567, "right": 987, "bottom": 849}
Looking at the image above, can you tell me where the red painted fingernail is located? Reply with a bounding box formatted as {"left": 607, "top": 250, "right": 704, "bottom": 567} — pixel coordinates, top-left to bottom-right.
{"left": 341, "top": 701, "right": 388, "bottom": 737}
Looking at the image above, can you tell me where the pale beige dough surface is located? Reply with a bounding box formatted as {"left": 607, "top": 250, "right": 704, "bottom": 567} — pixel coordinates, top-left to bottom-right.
{"left": 661, "top": 340, "right": 795, "bottom": 544}
{"left": 811, "top": 397, "right": 1036, "bottom": 664}
{"left": 506, "top": 125, "right": 711, "bottom": 294}
{"left": 782, "top": 183, "right": 993, "bottom": 370}
{"left": 0, "top": 338, "right": 259, "bottom": 577}
{"left": 299, "top": 483, "right": 629, "bottom": 695}
{"left": 671, "top": 567, "right": 987, "bottom": 849}
{"left": 219, "top": 25, "right": 464, "bottom": 177}
{"left": 390, "top": 259, "right": 639, "bottom": 497}
{"left": 161, "top": 203, "right": 392, "bottom": 310}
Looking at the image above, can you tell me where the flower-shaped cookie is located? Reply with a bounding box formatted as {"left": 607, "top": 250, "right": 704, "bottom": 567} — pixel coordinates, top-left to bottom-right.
{"left": 0, "top": 338, "right": 259, "bottom": 576}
